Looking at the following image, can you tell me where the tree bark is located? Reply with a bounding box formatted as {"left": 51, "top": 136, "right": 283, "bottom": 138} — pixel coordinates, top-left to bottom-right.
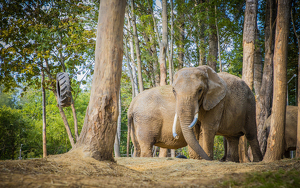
{"left": 207, "top": 1, "right": 218, "bottom": 71}
{"left": 131, "top": 0, "right": 144, "bottom": 92}
{"left": 126, "top": 12, "right": 139, "bottom": 96}
{"left": 124, "top": 37, "right": 135, "bottom": 99}
{"left": 240, "top": 0, "right": 258, "bottom": 163}
{"left": 256, "top": 0, "right": 276, "bottom": 156}
{"left": 215, "top": 6, "right": 222, "bottom": 72}
{"left": 159, "top": 0, "right": 168, "bottom": 86}
{"left": 264, "top": 0, "right": 291, "bottom": 162}
{"left": 54, "top": 92, "right": 75, "bottom": 148}
{"left": 297, "top": 44, "right": 300, "bottom": 158}
{"left": 42, "top": 71, "right": 47, "bottom": 158}
{"left": 291, "top": 2, "right": 300, "bottom": 158}
{"left": 178, "top": 23, "right": 184, "bottom": 69}
{"left": 198, "top": 0, "right": 206, "bottom": 66}
{"left": 168, "top": 0, "right": 174, "bottom": 84}
{"left": 74, "top": 0, "right": 126, "bottom": 161}
{"left": 71, "top": 97, "right": 79, "bottom": 142}
{"left": 114, "top": 91, "right": 121, "bottom": 157}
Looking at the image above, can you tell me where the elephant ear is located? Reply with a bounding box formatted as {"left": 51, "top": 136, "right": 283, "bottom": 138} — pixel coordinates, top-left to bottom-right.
{"left": 202, "top": 66, "right": 227, "bottom": 111}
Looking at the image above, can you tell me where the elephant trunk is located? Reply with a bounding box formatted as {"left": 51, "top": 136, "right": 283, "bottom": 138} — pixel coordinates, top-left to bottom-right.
{"left": 177, "top": 101, "right": 211, "bottom": 160}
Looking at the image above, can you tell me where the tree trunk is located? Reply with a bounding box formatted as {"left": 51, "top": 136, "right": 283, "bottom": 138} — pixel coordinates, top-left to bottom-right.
{"left": 291, "top": 2, "right": 300, "bottom": 158}
{"left": 178, "top": 22, "right": 184, "bottom": 69}
{"left": 71, "top": 97, "right": 79, "bottom": 142}
{"left": 126, "top": 12, "right": 139, "bottom": 96}
{"left": 198, "top": 0, "right": 206, "bottom": 66}
{"left": 131, "top": 0, "right": 144, "bottom": 92}
{"left": 297, "top": 44, "right": 300, "bottom": 158}
{"left": 240, "top": 0, "right": 258, "bottom": 163}
{"left": 42, "top": 71, "right": 47, "bottom": 158}
{"left": 168, "top": 0, "right": 174, "bottom": 85}
{"left": 114, "top": 91, "right": 121, "bottom": 157}
{"left": 159, "top": 0, "right": 168, "bottom": 86}
{"left": 264, "top": 0, "right": 291, "bottom": 162}
{"left": 256, "top": 0, "right": 276, "bottom": 156}
{"left": 215, "top": 6, "right": 222, "bottom": 72}
{"left": 253, "top": 28, "right": 263, "bottom": 99}
{"left": 54, "top": 92, "right": 75, "bottom": 148}
{"left": 206, "top": 0, "right": 217, "bottom": 71}
{"left": 142, "top": 33, "right": 154, "bottom": 87}
{"left": 124, "top": 37, "right": 135, "bottom": 99}
{"left": 74, "top": 0, "right": 126, "bottom": 161}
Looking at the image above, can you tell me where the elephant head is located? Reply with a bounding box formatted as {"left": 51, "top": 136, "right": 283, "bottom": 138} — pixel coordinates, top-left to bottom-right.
{"left": 172, "top": 66, "right": 227, "bottom": 160}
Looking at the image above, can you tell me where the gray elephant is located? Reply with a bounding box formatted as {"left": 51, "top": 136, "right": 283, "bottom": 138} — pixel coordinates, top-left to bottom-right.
{"left": 261, "top": 106, "right": 297, "bottom": 158}
{"left": 171, "top": 66, "right": 262, "bottom": 162}
{"left": 126, "top": 84, "right": 205, "bottom": 158}
{"left": 127, "top": 65, "right": 262, "bottom": 162}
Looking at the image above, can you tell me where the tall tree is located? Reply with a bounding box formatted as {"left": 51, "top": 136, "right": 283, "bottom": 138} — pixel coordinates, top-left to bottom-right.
{"left": 264, "top": 0, "right": 291, "bottom": 162}
{"left": 256, "top": 0, "right": 276, "bottom": 156}
{"left": 131, "top": 0, "right": 144, "bottom": 92}
{"left": 125, "top": 12, "right": 139, "bottom": 97}
{"left": 42, "top": 71, "right": 47, "bottom": 158}
{"left": 292, "top": 3, "right": 300, "bottom": 158}
{"left": 207, "top": 0, "right": 218, "bottom": 71}
{"left": 168, "top": 0, "right": 174, "bottom": 85}
{"left": 114, "top": 91, "right": 122, "bottom": 157}
{"left": 73, "top": 0, "right": 126, "bottom": 161}
{"left": 160, "top": 0, "right": 168, "bottom": 86}
{"left": 240, "top": 0, "right": 258, "bottom": 163}
{"left": 177, "top": 0, "right": 185, "bottom": 69}
{"left": 0, "top": 0, "right": 97, "bottom": 148}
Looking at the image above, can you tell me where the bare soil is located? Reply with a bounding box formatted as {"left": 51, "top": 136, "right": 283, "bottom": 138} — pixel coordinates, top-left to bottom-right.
{"left": 1, "top": 150, "right": 300, "bottom": 187}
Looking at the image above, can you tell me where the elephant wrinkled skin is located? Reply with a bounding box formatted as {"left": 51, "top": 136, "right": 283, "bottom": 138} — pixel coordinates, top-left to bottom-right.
{"left": 262, "top": 106, "right": 297, "bottom": 158}
{"left": 127, "top": 66, "right": 263, "bottom": 162}
{"left": 172, "top": 66, "right": 263, "bottom": 162}
{"left": 127, "top": 85, "right": 191, "bottom": 157}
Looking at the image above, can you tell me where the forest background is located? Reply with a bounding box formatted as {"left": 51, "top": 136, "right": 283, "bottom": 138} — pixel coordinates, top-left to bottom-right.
{"left": 0, "top": 0, "right": 299, "bottom": 160}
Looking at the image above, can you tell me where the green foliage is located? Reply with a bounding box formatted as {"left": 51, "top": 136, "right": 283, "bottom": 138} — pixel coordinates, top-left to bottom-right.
{"left": 0, "top": 105, "right": 30, "bottom": 160}
{"left": 0, "top": 0, "right": 98, "bottom": 93}
{"left": 222, "top": 168, "right": 300, "bottom": 187}
{"left": 214, "top": 135, "right": 225, "bottom": 160}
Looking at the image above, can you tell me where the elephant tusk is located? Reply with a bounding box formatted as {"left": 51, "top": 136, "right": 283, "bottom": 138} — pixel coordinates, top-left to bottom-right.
{"left": 188, "top": 113, "right": 198, "bottom": 129}
{"left": 172, "top": 113, "right": 179, "bottom": 139}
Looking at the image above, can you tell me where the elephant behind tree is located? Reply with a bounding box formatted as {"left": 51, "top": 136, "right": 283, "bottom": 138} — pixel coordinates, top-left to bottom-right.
{"left": 261, "top": 106, "right": 297, "bottom": 158}
{"left": 172, "top": 66, "right": 262, "bottom": 162}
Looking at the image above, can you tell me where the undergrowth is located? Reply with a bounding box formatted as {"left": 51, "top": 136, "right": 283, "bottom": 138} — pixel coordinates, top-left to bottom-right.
{"left": 221, "top": 168, "right": 300, "bottom": 188}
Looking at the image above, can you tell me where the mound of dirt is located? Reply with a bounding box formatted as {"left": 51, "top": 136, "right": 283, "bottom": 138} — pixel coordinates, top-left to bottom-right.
{"left": 1, "top": 152, "right": 300, "bottom": 187}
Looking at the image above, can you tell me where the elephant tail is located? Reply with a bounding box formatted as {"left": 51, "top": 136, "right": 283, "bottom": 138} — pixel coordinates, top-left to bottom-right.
{"left": 127, "top": 113, "right": 133, "bottom": 157}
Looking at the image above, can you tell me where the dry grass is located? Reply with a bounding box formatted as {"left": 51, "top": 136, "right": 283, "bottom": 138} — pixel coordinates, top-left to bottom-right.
{"left": 1, "top": 151, "right": 299, "bottom": 187}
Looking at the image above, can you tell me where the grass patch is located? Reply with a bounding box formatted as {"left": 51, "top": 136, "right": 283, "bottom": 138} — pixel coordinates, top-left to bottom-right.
{"left": 221, "top": 168, "right": 300, "bottom": 188}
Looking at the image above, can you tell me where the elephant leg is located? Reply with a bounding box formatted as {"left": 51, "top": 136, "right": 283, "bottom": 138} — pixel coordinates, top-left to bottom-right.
{"left": 131, "top": 125, "right": 140, "bottom": 157}
{"left": 139, "top": 142, "right": 154, "bottom": 157}
{"left": 245, "top": 133, "right": 263, "bottom": 162}
{"left": 220, "top": 137, "right": 227, "bottom": 162}
{"left": 202, "top": 129, "right": 215, "bottom": 160}
{"left": 159, "top": 148, "right": 168, "bottom": 157}
{"left": 226, "top": 137, "right": 239, "bottom": 162}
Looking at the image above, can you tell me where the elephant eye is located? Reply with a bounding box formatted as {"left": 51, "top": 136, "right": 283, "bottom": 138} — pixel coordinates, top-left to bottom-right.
{"left": 199, "top": 89, "right": 202, "bottom": 93}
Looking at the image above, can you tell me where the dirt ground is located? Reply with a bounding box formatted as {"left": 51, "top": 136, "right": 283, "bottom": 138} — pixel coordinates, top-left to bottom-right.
{"left": 1, "top": 150, "right": 300, "bottom": 188}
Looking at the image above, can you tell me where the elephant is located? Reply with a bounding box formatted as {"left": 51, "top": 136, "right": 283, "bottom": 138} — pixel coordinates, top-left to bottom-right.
{"left": 171, "top": 65, "right": 263, "bottom": 162}
{"left": 260, "top": 105, "right": 297, "bottom": 158}
{"left": 127, "top": 65, "right": 263, "bottom": 162}
{"left": 126, "top": 84, "right": 206, "bottom": 159}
